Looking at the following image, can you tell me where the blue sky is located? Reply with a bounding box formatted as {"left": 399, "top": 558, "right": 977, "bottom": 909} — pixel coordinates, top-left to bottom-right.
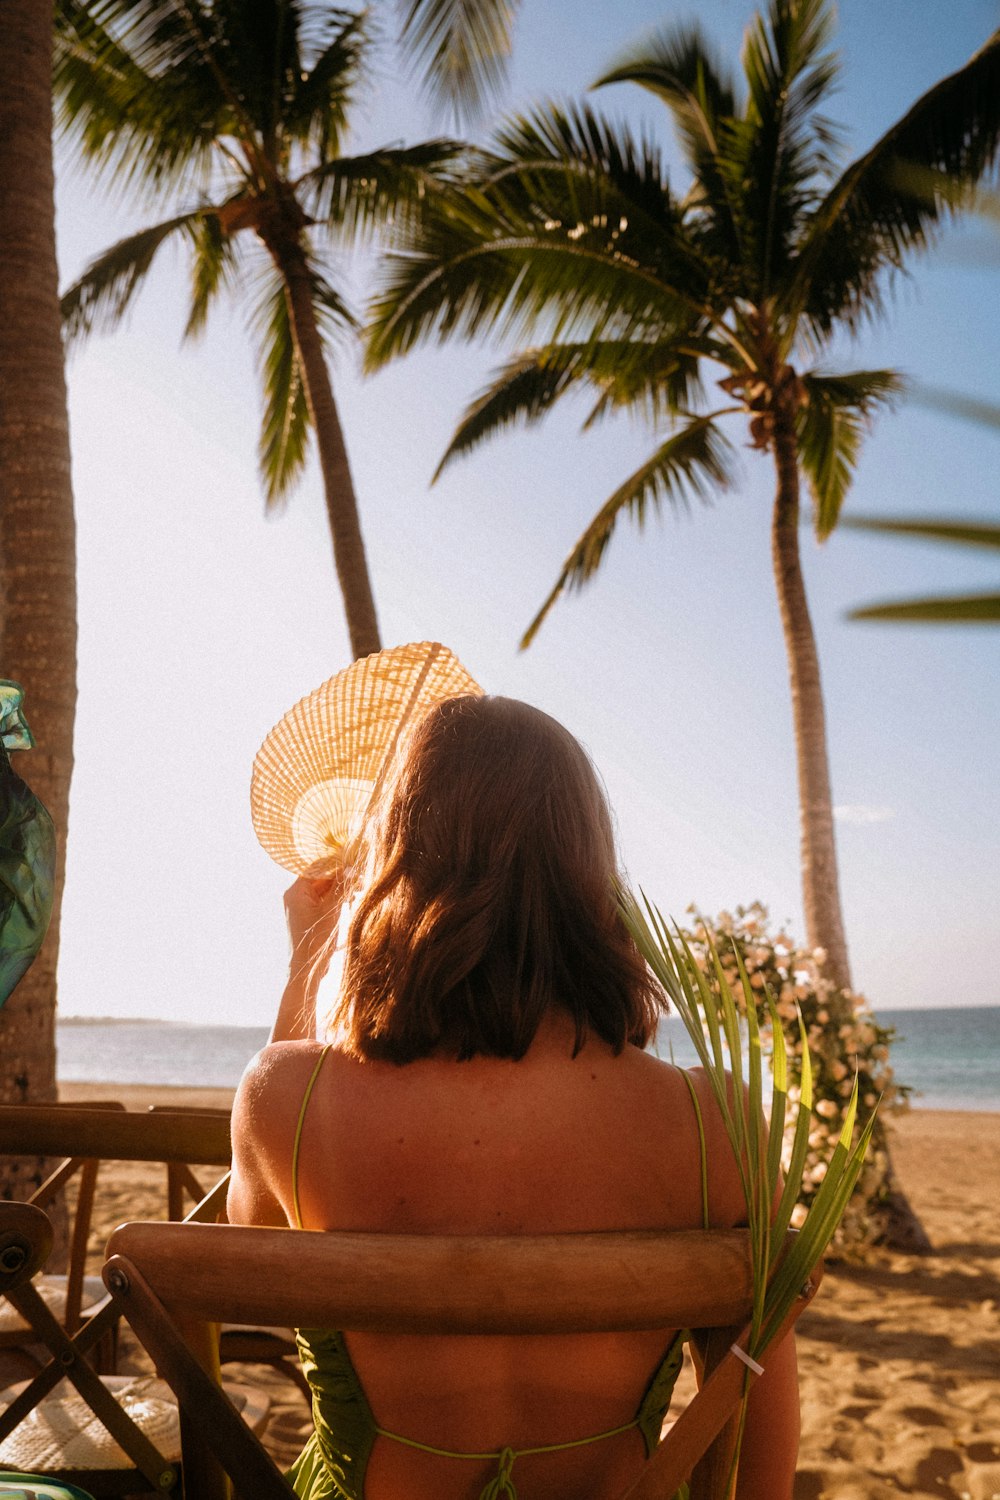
{"left": 51, "top": 0, "right": 1000, "bottom": 1025}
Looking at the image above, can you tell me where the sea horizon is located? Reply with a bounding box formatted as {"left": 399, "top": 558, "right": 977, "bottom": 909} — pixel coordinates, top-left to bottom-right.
{"left": 54, "top": 1005, "right": 1000, "bottom": 1112}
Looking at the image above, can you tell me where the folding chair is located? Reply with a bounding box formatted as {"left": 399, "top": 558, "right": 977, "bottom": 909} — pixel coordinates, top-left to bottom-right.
{"left": 0, "top": 1110, "right": 266, "bottom": 1495}
{"left": 104, "top": 1219, "right": 823, "bottom": 1500}
{"left": 0, "top": 1199, "right": 97, "bottom": 1499}
{"left": 0, "top": 1104, "right": 127, "bottom": 1372}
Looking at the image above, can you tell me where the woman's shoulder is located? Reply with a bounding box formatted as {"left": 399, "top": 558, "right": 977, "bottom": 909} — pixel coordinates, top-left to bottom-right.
{"left": 232, "top": 1040, "right": 349, "bottom": 1147}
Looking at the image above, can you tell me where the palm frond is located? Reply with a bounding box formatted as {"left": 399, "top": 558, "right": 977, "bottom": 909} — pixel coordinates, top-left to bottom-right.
{"left": 850, "top": 593, "right": 1000, "bottom": 623}
{"left": 298, "top": 140, "right": 462, "bottom": 239}
{"left": 55, "top": 0, "right": 229, "bottom": 197}
{"left": 396, "top": 0, "right": 520, "bottom": 121}
{"left": 595, "top": 23, "right": 743, "bottom": 264}
{"left": 909, "top": 385, "right": 1000, "bottom": 430}
{"left": 61, "top": 211, "right": 205, "bottom": 340}
{"left": 247, "top": 253, "right": 356, "bottom": 504}
{"left": 366, "top": 107, "right": 725, "bottom": 371}
{"left": 249, "top": 272, "right": 310, "bottom": 506}
{"left": 520, "top": 417, "right": 734, "bottom": 647}
{"left": 435, "top": 349, "right": 590, "bottom": 480}
{"left": 286, "top": 9, "right": 368, "bottom": 161}
{"left": 793, "top": 25, "right": 1000, "bottom": 333}
{"left": 846, "top": 515, "right": 1000, "bottom": 624}
{"left": 737, "top": 0, "right": 841, "bottom": 298}
{"left": 842, "top": 517, "right": 1000, "bottom": 550}
{"left": 184, "top": 209, "right": 243, "bottom": 338}
{"left": 798, "top": 370, "right": 903, "bottom": 539}
{"left": 436, "top": 338, "right": 709, "bottom": 480}
{"left": 484, "top": 104, "right": 689, "bottom": 267}
{"left": 619, "top": 887, "right": 875, "bottom": 1373}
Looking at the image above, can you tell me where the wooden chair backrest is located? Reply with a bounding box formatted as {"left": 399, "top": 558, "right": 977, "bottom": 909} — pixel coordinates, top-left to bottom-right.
{"left": 0, "top": 1105, "right": 232, "bottom": 1169}
{"left": 105, "top": 1219, "right": 823, "bottom": 1500}
{"left": 0, "top": 1103, "right": 234, "bottom": 1256}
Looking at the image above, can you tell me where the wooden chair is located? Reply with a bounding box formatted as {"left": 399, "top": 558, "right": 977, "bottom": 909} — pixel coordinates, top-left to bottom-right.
{"left": 1, "top": 1200, "right": 96, "bottom": 1500}
{"left": 0, "top": 1103, "right": 127, "bottom": 1371}
{"left": 103, "top": 1219, "right": 824, "bottom": 1500}
{"left": 0, "top": 1103, "right": 307, "bottom": 1402}
{"left": 0, "top": 1110, "right": 266, "bottom": 1495}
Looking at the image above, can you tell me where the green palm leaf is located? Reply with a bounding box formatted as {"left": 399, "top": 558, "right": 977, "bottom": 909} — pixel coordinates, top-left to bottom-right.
{"left": 252, "top": 273, "right": 310, "bottom": 506}
{"left": 739, "top": 0, "right": 840, "bottom": 297}
{"left": 793, "top": 25, "right": 1000, "bottom": 332}
{"left": 521, "top": 417, "right": 734, "bottom": 647}
{"left": 366, "top": 107, "right": 727, "bottom": 370}
{"left": 843, "top": 517, "right": 1000, "bottom": 550}
{"left": 619, "top": 885, "right": 875, "bottom": 1368}
{"left": 61, "top": 211, "right": 206, "bottom": 339}
{"left": 845, "top": 517, "right": 1000, "bottom": 624}
{"left": 55, "top": 0, "right": 230, "bottom": 196}
{"left": 434, "top": 349, "right": 590, "bottom": 479}
{"left": 909, "top": 385, "right": 1000, "bottom": 430}
{"left": 298, "top": 142, "right": 462, "bottom": 238}
{"left": 798, "top": 370, "right": 903, "bottom": 538}
{"left": 595, "top": 25, "right": 742, "bottom": 265}
{"left": 396, "top": 0, "right": 520, "bottom": 119}
{"left": 284, "top": 8, "right": 368, "bottom": 160}
{"left": 435, "top": 340, "right": 710, "bottom": 480}
{"left": 849, "top": 594, "right": 1000, "bottom": 623}
{"left": 250, "top": 259, "right": 354, "bottom": 504}
{"left": 185, "top": 210, "right": 243, "bottom": 338}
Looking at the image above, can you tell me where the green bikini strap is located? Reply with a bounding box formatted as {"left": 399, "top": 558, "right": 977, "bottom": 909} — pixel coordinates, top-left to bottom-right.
{"left": 291, "top": 1043, "right": 333, "bottom": 1230}
{"left": 372, "top": 1418, "right": 641, "bottom": 1500}
{"left": 680, "top": 1068, "right": 710, "bottom": 1229}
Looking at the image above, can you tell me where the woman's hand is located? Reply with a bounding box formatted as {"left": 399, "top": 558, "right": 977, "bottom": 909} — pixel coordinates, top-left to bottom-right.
{"left": 284, "top": 862, "right": 350, "bottom": 982}
{"left": 270, "top": 860, "right": 351, "bottom": 1044}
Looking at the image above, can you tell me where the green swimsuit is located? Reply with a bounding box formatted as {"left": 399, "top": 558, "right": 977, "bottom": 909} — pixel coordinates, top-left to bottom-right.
{"left": 285, "top": 1047, "right": 709, "bottom": 1500}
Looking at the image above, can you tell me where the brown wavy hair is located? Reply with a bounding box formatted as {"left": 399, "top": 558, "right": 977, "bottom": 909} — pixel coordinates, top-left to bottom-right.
{"left": 331, "top": 695, "right": 664, "bottom": 1062}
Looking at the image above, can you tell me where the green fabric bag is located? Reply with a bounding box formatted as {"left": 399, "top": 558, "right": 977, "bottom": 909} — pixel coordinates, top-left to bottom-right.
{"left": 0, "top": 1476, "right": 97, "bottom": 1500}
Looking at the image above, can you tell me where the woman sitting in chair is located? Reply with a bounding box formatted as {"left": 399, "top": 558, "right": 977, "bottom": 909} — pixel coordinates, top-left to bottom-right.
{"left": 228, "top": 694, "right": 799, "bottom": 1500}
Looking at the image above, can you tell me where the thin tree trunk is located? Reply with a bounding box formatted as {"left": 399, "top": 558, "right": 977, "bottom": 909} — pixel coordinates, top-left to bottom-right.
{"left": 0, "top": 1, "right": 78, "bottom": 1198}
{"left": 770, "top": 419, "right": 851, "bottom": 990}
{"left": 272, "top": 235, "right": 381, "bottom": 661}
{"left": 770, "top": 419, "right": 930, "bottom": 1254}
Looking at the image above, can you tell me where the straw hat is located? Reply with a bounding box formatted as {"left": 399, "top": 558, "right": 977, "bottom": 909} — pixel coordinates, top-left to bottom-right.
{"left": 250, "top": 641, "right": 482, "bottom": 875}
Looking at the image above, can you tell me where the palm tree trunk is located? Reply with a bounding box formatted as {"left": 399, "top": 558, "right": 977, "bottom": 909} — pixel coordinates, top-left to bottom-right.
{"left": 0, "top": 1, "right": 77, "bottom": 1198}
{"left": 271, "top": 235, "right": 381, "bottom": 661}
{"left": 770, "top": 418, "right": 851, "bottom": 990}
{"left": 770, "top": 418, "right": 930, "bottom": 1253}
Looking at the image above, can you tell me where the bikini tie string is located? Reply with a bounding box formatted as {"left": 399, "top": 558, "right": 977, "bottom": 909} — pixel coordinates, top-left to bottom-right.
{"left": 478, "top": 1446, "right": 518, "bottom": 1500}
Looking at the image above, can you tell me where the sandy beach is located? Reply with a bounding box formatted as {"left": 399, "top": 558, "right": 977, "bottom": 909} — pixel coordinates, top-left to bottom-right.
{"left": 37, "top": 1088, "right": 1000, "bottom": 1497}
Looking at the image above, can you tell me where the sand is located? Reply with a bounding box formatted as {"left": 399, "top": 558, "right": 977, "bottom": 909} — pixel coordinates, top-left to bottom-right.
{"left": 24, "top": 1088, "right": 1000, "bottom": 1497}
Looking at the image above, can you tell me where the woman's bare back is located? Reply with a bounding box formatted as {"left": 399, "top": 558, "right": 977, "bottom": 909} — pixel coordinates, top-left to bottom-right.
{"left": 229, "top": 1010, "right": 759, "bottom": 1499}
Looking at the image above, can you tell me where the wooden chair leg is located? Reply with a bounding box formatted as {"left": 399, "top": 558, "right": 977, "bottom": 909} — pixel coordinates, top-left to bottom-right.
{"left": 105, "top": 1256, "right": 295, "bottom": 1500}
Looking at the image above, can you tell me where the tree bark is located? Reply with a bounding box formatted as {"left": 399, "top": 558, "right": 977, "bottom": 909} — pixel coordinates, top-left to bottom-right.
{"left": 770, "top": 417, "right": 930, "bottom": 1253}
{"left": 0, "top": 2, "right": 78, "bottom": 1197}
{"left": 269, "top": 232, "right": 381, "bottom": 661}
{"left": 769, "top": 417, "right": 851, "bottom": 991}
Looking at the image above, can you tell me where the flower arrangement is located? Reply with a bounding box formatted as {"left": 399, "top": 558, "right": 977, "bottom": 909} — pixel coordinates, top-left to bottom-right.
{"left": 675, "top": 903, "right": 908, "bottom": 1251}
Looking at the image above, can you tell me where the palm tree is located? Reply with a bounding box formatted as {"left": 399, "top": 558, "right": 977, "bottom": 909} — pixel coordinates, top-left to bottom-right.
{"left": 0, "top": 1, "right": 77, "bottom": 1194}
{"left": 54, "top": 0, "right": 522, "bottom": 659}
{"left": 367, "top": 0, "right": 1000, "bottom": 993}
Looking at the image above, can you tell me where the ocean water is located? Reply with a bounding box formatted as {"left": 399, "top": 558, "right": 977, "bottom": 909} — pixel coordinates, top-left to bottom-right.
{"left": 55, "top": 1005, "right": 1000, "bottom": 1111}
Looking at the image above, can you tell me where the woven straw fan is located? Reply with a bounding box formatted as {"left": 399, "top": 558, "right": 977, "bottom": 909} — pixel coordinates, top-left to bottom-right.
{"left": 251, "top": 642, "right": 482, "bottom": 875}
